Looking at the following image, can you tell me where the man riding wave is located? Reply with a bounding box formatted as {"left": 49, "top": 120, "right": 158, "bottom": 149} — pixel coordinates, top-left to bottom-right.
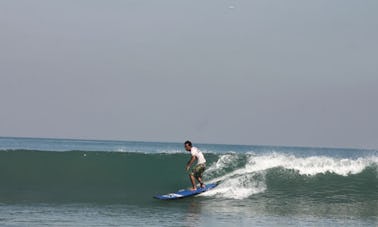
{"left": 184, "top": 140, "right": 206, "bottom": 191}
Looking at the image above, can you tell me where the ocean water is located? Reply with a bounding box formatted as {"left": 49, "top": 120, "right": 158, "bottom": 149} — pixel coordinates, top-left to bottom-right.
{"left": 0, "top": 137, "right": 377, "bottom": 226}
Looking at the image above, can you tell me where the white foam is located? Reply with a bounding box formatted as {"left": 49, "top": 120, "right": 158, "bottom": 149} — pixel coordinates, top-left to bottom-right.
{"left": 155, "top": 149, "right": 183, "bottom": 154}
{"left": 205, "top": 154, "right": 239, "bottom": 177}
{"left": 247, "top": 153, "right": 378, "bottom": 176}
{"left": 115, "top": 148, "right": 128, "bottom": 152}
{"left": 201, "top": 154, "right": 266, "bottom": 199}
{"left": 202, "top": 153, "right": 378, "bottom": 200}
{"left": 201, "top": 173, "right": 266, "bottom": 200}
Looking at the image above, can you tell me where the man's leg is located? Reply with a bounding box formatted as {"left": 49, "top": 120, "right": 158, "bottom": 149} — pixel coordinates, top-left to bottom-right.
{"left": 189, "top": 174, "right": 197, "bottom": 190}
{"left": 197, "top": 177, "right": 205, "bottom": 188}
{"left": 197, "top": 165, "right": 206, "bottom": 188}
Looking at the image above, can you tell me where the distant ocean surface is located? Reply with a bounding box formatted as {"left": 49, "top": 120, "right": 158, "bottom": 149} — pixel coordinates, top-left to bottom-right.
{"left": 0, "top": 137, "right": 377, "bottom": 226}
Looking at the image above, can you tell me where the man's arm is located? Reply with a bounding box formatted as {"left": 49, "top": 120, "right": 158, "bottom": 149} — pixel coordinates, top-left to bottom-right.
{"left": 186, "top": 156, "right": 196, "bottom": 171}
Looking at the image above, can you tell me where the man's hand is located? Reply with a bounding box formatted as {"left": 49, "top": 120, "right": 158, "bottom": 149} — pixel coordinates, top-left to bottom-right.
{"left": 186, "top": 166, "right": 190, "bottom": 171}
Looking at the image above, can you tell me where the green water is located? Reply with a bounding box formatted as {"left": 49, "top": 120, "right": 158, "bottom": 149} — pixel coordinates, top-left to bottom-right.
{"left": 0, "top": 137, "right": 377, "bottom": 226}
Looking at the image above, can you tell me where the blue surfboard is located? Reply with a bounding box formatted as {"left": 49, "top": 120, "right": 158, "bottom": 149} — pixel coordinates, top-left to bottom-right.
{"left": 154, "top": 183, "right": 218, "bottom": 200}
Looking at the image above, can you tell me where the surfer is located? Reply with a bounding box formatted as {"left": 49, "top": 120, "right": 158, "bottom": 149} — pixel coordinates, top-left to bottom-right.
{"left": 184, "top": 140, "right": 206, "bottom": 191}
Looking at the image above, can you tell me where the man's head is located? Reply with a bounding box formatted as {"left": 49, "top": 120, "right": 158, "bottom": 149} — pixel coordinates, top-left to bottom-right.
{"left": 184, "top": 140, "right": 192, "bottom": 151}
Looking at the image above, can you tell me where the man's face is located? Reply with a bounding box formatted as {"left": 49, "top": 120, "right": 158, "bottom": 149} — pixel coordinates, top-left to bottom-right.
{"left": 184, "top": 144, "right": 191, "bottom": 151}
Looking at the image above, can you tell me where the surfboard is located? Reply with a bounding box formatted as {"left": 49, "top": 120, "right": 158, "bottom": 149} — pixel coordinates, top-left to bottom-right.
{"left": 154, "top": 183, "right": 218, "bottom": 200}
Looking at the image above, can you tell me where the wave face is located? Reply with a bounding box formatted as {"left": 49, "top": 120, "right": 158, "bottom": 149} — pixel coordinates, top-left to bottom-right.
{"left": 0, "top": 149, "right": 377, "bottom": 204}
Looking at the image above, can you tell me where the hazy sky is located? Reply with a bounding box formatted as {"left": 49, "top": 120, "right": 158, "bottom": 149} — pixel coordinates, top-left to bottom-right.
{"left": 1, "top": 0, "right": 377, "bottom": 149}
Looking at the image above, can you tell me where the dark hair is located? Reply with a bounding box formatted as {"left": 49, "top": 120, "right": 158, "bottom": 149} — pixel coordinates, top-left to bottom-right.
{"left": 184, "top": 140, "right": 192, "bottom": 147}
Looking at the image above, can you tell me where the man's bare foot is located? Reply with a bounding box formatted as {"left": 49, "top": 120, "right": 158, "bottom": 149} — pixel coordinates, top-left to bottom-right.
{"left": 190, "top": 187, "right": 197, "bottom": 191}
{"left": 200, "top": 183, "right": 206, "bottom": 188}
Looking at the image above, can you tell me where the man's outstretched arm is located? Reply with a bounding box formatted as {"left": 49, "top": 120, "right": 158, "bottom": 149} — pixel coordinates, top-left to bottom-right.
{"left": 186, "top": 156, "right": 196, "bottom": 171}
